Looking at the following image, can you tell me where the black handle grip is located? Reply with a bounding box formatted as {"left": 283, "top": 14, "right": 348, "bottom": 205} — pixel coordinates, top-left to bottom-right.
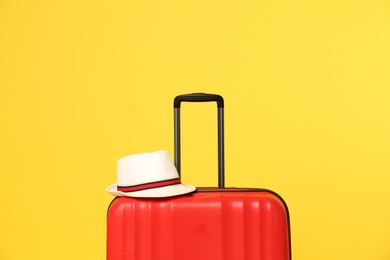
{"left": 174, "top": 93, "right": 225, "bottom": 188}
{"left": 174, "top": 93, "right": 224, "bottom": 108}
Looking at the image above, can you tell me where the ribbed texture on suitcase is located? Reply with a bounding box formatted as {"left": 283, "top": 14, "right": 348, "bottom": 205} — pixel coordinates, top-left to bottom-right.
{"left": 107, "top": 190, "right": 290, "bottom": 260}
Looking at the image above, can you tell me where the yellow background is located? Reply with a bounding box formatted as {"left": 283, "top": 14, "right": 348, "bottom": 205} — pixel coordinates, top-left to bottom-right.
{"left": 1, "top": 0, "right": 390, "bottom": 259}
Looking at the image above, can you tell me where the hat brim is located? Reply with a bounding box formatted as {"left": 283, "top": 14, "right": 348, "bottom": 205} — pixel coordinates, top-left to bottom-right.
{"left": 106, "top": 183, "right": 196, "bottom": 198}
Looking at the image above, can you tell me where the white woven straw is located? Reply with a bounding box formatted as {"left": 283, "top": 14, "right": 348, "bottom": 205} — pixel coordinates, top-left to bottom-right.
{"left": 106, "top": 150, "right": 195, "bottom": 197}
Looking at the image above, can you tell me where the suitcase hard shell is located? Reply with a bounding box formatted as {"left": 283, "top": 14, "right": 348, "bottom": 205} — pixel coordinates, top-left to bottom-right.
{"left": 107, "top": 93, "right": 291, "bottom": 260}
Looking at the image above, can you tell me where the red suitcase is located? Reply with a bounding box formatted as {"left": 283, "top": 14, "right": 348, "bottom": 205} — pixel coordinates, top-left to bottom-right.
{"left": 107, "top": 93, "right": 291, "bottom": 260}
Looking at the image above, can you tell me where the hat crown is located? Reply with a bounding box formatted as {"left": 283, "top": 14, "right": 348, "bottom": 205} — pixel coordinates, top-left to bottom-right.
{"left": 107, "top": 150, "right": 195, "bottom": 197}
{"left": 117, "top": 150, "right": 178, "bottom": 186}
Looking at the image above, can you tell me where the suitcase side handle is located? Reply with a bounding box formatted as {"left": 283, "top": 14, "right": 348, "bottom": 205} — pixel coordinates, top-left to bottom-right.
{"left": 174, "top": 93, "right": 225, "bottom": 188}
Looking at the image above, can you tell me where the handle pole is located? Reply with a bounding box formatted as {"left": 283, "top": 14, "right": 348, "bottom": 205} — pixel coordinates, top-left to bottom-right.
{"left": 217, "top": 107, "right": 225, "bottom": 188}
{"left": 174, "top": 93, "right": 225, "bottom": 188}
{"left": 174, "top": 107, "right": 181, "bottom": 177}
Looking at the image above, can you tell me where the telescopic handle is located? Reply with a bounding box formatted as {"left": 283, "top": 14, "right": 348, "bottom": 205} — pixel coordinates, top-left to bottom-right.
{"left": 173, "top": 93, "right": 225, "bottom": 188}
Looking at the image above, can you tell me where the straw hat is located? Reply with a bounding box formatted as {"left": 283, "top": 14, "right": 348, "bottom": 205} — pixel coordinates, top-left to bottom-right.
{"left": 106, "top": 150, "right": 196, "bottom": 197}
